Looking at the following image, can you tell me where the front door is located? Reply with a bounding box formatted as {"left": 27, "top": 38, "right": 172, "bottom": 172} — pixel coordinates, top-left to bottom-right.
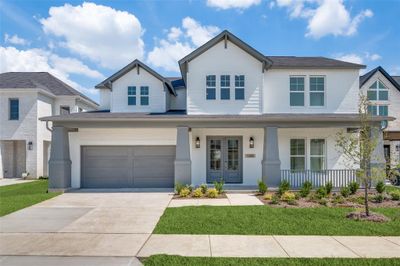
{"left": 207, "top": 137, "right": 242, "bottom": 183}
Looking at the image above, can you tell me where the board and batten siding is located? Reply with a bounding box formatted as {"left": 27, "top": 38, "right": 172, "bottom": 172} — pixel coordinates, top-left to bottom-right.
{"left": 110, "top": 67, "right": 166, "bottom": 113}
{"left": 186, "top": 40, "right": 263, "bottom": 115}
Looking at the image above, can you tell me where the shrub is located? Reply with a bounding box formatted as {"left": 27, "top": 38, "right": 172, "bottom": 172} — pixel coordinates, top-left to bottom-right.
{"left": 175, "top": 182, "right": 185, "bottom": 194}
{"left": 287, "top": 199, "right": 298, "bottom": 205}
{"left": 263, "top": 193, "right": 273, "bottom": 200}
{"left": 349, "top": 181, "right": 360, "bottom": 195}
{"left": 213, "top": 179, "right": 225, "bottom": 194}
{"left": 179, "top": 187, "right": 191, "bottom": 197}
{"left": 374, "top": 193, "right": 384, "bottom": 203}
{"left": 200, "top": 184, "right": 208, "bottom": 194}
{"left": 325, "top": 181, "right": 333, "bottom": 195}
{"left": 316, "top": 187, "right": 327, "bottom": 199}
{"left": 192, "top": 188, "right": 203, "bottom": 198}
{"left": 278, "top": 180, "right": 290, "bottom": 196}
{"left": 340, "top": 187, "right": 350, "bottom": 198}
{"left": 318, "top": 198, "right": 328, "bottom": 206}
{"left": 257, "top": 180, "right": 267, "bottom": 194}
{"left": 38, "top": 176, "right": 48, "bottom": 180}
{"left": 281, "top": 191, "right": 296, "bottom": 202}
{"left": 294, "top": 192, "right": 301, "bottom": 200}
{"left": 390, "top": 190, "right": 400, "bottom": 201}
{"left": 299, "top": 181, "right": 312, "bottom": 198}
{"left": 375, "top": 181, "right": 385, "bottom": 194}
{"left": 207, "top": 188, "right": 218, "bottom": 198}
{"left": 270, "top": 195, "right": 279, "bottom": 204}
{"left": 332, "top": 195, "right": 345, "bottom": 204}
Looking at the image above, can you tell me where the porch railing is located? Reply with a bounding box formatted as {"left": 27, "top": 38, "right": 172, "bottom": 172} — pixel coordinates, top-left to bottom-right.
{"left": 281, "top": 169, "right": 358, "bottom": 188}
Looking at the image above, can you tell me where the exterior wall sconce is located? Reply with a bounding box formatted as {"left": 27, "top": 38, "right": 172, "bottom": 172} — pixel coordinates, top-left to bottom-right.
{"left": 249, "top": 137, "right": 254, "bottom": 148}
{"left": 195, "top": 137, "right": 200, "bottom": 148}
{"left": 28, "top": 141, "right": 33, "bottom": 150}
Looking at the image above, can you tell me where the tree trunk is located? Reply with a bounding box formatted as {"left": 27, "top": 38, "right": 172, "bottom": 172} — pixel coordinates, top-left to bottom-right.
{"left": 364, "top": 179, "right": 369, "bottom": 216}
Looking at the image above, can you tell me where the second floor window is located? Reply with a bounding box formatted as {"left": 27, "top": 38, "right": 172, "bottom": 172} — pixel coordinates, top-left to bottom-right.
{"left": 290, "top": 77, "right": 304, "bottom": 106}
{"left": 60, "top": 106, "right": 70, "bottom": 115}
{"left": 368, "top": 105, "right": 388, "bottom": 116}
{"left": 140, "top": 86, "right": 149, "bottom": 105}
{"left": 206, "top": 75, "right": 216, "bottom": 100}
{"left": 128, "top": 86, "right": 136, "bottom": 105}
{"left": 220, "top": 75, "right": 230, "bottom": 100}
{"left": 367, "top": 80, "right": 388, "bottom": 101}
{"left": 235, "top": 75, "right": 245, "bottom": 100}
{"left": 9, "top": 98, "right": 19, "bottom": 120}
{"left": 310, "top": 77, "right": 325, "bottom": 107}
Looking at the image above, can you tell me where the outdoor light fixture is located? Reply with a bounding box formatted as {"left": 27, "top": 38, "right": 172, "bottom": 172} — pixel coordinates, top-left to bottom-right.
{"left": 28, "top": 141, "right": 33, "bottom": 150}
{"left": 249, "top": 137, "right": 254, "bottom": 148}
{"left": 195, "top": 137, "right": 200, "bottom": 148}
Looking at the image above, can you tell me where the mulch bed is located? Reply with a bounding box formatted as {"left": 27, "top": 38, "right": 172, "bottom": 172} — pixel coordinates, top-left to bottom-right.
{"left": 346, "top": 211, "right": 391, "bottom": 222}
{"left": 172, "top": 192, "right": 227, "bottom": 200}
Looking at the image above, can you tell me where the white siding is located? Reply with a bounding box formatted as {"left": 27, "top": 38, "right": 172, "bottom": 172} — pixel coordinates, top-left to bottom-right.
{"left": 186, "top": 40, "right": 263, "bottom": 115}
{"left": 110, "top": 67, "right": 166, "bottom": 113}
{"left": 99, "top": 88, "right": 111, "bottom": 110}
{"left": 36, "top": 93, "right": 53, "bottom": 177}
{"left": 263, "top": 69, "right": 360, "bottom": 114}
{"left": 170, "top": 88, "right": 187, "bottom": 110}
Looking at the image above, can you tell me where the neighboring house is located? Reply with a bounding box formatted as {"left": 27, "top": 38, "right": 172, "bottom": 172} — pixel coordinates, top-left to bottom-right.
{"left": 360, "top": 66, "right": 400, "bottom": 168}
{"left": 41, "top": 30, "right": 389, "bottom": 190}
{"left": 0, "top": 72, "right": 98, "bottom": 179}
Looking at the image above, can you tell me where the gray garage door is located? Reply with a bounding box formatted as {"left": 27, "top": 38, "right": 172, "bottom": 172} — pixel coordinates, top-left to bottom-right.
{"left": 81, "top": 146, "right": 175, "bottom": 188}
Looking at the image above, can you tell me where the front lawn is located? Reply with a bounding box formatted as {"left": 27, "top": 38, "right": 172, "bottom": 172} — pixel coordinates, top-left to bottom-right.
{"left": 143, "top": 255, "right": 400, "bottom": 266}
{"left": 154, "top": 206, "right": 400, "bottom": 235}
{"left": 0, "top": 180, "right": 60, "bottom": 216}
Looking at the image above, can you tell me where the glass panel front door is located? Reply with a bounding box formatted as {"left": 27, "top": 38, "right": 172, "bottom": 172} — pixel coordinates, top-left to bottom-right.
{"left": 207, "top": 137, "right": 242, "bottom": 183}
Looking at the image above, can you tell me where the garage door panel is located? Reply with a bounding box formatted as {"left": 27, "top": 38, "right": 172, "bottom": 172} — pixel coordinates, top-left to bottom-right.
{"left": 84, "top": 158, "right": 131, "bottom": 169}
{"left": 83, "top": 147, "right": 131, "bottom": 157}
{"left": 84, "top": 176, "right": 133, "bottom": 188}
{"left": 133, "top": 146, "right": 175, "bottom": 156}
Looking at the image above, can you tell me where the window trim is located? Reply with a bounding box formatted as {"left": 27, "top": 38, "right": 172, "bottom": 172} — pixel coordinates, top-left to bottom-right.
{"left": 220, "top": 74, "right": 230, "bottom": 100}
{"left": 206, "top": 75, "right": 216, "bottom": 100}
{"left": 127, "top": 86, "right": 136, "bottom": 106}
{"left": 290, "top": 138, "right": 306, "bottom": 171}
{"left": 309, "top": 138, "right": 327, "bottom": 171}
{"left": 235, "top": 75, "right": 245, "bottom": 100}
{"left": 289, "top": 76, "right": 306, "bottom": 108}
{"left": 9, "top": 98, "right": 19, "bottom": 120}
{"left": 309, "top": 76, "right": 326, "bottom": 108}
{"left": 140, "top": 86, "right": 149, "bottom": 106}
{"left": 367, "top": 79, "right": 389, "bottom": 102}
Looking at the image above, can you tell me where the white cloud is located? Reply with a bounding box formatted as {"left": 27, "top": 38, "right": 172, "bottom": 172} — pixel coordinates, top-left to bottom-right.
{"left": 0, "top": 46, "right": 103, "bottom": 95}
{"left": 365, "top": 52, "right": 381, "bottom": 61}
{"left": 147, "top": 17, "right": 220, "bottom": 73}
{"left": 4, "top": 33, "right": 29, "bottom": 45}
{"left": 206, "top": 0, "right": 261, "bottom": 10}
{"left": 274, "top": 0, "right": 373, "bottom": 39}
{"left": 40, "top": 2, "right": 144, "bottom": 69}
{"left": 335, "top": 53, "right": 364, "bottom": 64}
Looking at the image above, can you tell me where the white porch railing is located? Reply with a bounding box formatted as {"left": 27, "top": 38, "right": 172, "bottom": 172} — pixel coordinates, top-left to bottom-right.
{"left": 280, "top": 169, "right": 358, "bottom": 188}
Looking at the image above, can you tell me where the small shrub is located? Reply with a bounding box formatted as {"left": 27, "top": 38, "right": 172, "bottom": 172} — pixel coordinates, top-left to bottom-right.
{"left": 318, "top": 198, "right": 328, "bottom": 206}
{"left": 390, "top": 190, "right": 400, "bottom": 201}
{"left": 332, "top": 195, "right": 345, "bottom": 204}
{"left": 263, "top": 193, "right": 274, "bottom": 200}
{"left": 278, "top": 180, "right": 290, "bottom": 196}
{"left": 192, "top": 188, "right": 203, "bottom": 198}
{"left": 316, "top": 187, "right": 327, "bottom": 199}
{"left": 207, "top": 188, "right": 218, "bottom": 198}
{"left": 179, "top": 187, "right": 191, "bottom": 197}
{"left": 200, "top": 184, "right": 208, "bottom": 194}
{"left": 294, "top": 192, "right": 301, "bottom": 200}
{"left": 340, "top": 187, "right": 350, "bottom": 198}
{"left": 257, "top": 180, "right": 267, "bottom": 194}
{"left": 287, "top": 199, "right": 298, "bottom": 205}
{"left": 374, "top": 193, "right": 384, "bottom": 203}
{"left": 38, "top": 176, "right": 48, "bottom": 180}
{"left": 299, "top": 181, "right": 312, "bottom": 198}
{"left": 213, "top": 179, "right": 225, "bottom": 194}
{"left": 281, "top": 191, "right": 296, "bottom": 201}
{"left": 175, "top": 182, "right": 185, "bottom": 194}
{"left": 375, "top": 181, "right": 385, "bottom": 194}
{"left": 349, "top": 181, "right": 360, "bottom": 195}
{"left": 325, "top": 181, "right": 333, "bottom": 195}
{"left": 270, "top": 195, "right": 279, "bottom": 204}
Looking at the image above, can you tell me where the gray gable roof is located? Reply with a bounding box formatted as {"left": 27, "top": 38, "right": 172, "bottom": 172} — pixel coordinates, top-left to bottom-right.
{"left": 0, "top": 72, "right": 98, "bottom": 106}
{"left": 267, "top": 56, "right": 366, "bottom": 69}
{"left": 393, "top": 76, "right": 400, "bottom": 85}
{"left": 359, "top": 66, "right": 400, "bottom": 92}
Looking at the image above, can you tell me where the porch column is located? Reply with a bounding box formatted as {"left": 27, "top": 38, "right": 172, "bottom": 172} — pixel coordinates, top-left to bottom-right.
{"left": 174, "top": 126, "right": 191, "bottom": 185}
{"left": 262, "top": 127, "right": 281, "bottom": 187}
{"left": 48, "top": 126, "right": 71, "bottom": 190}
{"left": 370, "top": 126, "right": 386, "bottom": 170}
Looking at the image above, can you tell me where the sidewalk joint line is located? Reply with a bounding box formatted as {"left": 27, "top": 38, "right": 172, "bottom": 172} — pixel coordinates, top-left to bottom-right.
{"left": 135, "top": 233, "right": 153, "bottom": 257}
{"left": 332, "top": 236, "right": 361, "bottom": 258}
{"left": 381, "top": 236, "right": 400, "bottom": 247}
{"left": 208, "top": 235, "right": 213, "bottom": 257}
{"left": 272, "top": 235, "right": 290, "bottom": 258}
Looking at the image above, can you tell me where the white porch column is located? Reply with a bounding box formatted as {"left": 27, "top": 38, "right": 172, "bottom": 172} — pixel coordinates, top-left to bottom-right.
{"left": 174, "top": 126, "right": 191, "bottom": 185}
{"left": 262, "top": 127, "right": 281, "bottom": 187}
{"left": 48, "top": 126, "right": 71, "bottom": 190}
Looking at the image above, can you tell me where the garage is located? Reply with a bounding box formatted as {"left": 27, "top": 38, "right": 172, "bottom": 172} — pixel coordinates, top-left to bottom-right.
{"left": 81, "top": 146, "right": 175, "bottom": 188}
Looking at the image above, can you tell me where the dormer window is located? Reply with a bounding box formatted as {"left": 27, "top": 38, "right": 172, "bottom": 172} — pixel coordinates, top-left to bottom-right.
{"left": 220, "top": 75, "right": 230, "bottom": 100}
{"left": 367, "top": 80, "right": 388, "bottom": 101}
{"left": 140, "top": 86, "right": 149, "bottom": 105}
{"left": 128, "top": 86, "right": 136, "bottom": 105}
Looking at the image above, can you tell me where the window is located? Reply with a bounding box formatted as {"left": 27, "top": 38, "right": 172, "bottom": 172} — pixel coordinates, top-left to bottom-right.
{"left": 140, "top": 86, "right": 149, "bottom": 105}
{"left": 290, "top": 139, "right": 305, "bottom": 171}
{"left": 368, "top": 105, "right": 388, "bottom": 116}
{"left": 220, "top": 75, "right": 230, "bottom": 100}
{"left": 206, "top": 75, "right": 216, "bottom": 100}
{"left": 290, "top": 77, "right": 305, "bottom": 106}
{"left": 9, "top": 99, "right": 19, "bottom": 120}
{"left": 310, "top": 77, "right": 325, "bottom": 106}
{"left": 60, "top": 106, "right": 70, "bottom": 115}
{"left": 310, "top": 139, "right": 326, "bottom": 171}
{"left": 128, "top": 86, "right": 136, "bottom": 105}
{"left": 235, "top": 75, "right": 245, "bottom": 100}
{"left": 367, "top": 80, "right": 388, "bottom": 101}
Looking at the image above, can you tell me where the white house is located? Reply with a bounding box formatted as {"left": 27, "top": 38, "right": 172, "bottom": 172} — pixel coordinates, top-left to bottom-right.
{"left": 40, "top": 31, "right": 390, "bottom": 190}
{"left": 0, "top": 72, "right": 98, "bottom": 179}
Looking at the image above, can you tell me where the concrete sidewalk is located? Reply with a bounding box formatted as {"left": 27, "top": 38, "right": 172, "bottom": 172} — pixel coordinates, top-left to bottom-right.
{"left": 138, "top": 234, "right": 400, "bottom": 258}
{"left": 168, "top": 193, "right": 263, "bottom": 207}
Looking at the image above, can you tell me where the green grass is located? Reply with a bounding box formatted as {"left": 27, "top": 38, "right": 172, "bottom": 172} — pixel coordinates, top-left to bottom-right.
{"left": 154, "top": 206, "right": 400, "bottom": 236}
{"left": 0, "top": 180, "right": 60, "bottom": 216}
{"left": 143, "top": 255, "right": 400, "bottom": 266}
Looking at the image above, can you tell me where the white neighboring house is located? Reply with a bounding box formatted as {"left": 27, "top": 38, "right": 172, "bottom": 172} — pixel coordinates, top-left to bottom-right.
{"left": 0, "top": 72, "right": 98, "bottom": 179}
{"left": 360, "top": 66, "right": 400, "bottom": 167}
{"left": 40, "top": 31, "right": 389, "bottom": 190}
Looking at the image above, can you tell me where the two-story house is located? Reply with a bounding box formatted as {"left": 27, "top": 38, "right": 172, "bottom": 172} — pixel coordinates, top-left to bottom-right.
{"left": 41, "top": 31, "right": 389, "bottom": 190}
{"left": 360, "top": 66, "right": 400, "bottom": 168}
{"left": 0, "top": 72, "right": 98, "bottom": 179}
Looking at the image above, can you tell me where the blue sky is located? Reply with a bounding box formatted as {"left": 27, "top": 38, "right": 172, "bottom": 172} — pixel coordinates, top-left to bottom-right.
{"left": 1, "top": 0, "right": 399, "bottom": 102}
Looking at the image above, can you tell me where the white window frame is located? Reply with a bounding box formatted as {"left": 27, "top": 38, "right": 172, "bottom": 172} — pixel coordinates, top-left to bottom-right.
{"left": 220, "top": 74, "right": 230, "bottom": 100}
{"left": 140, "top": 86, "right": 149, "bottom": 106}
{"left": 206, "top": 75, "right": 216, "bottom": 100}
{"left": 309, "top": 138, "right": 327, "bottom": 171}
{"left": 367, "top": 80, "right": 389, "bottom": 101}
{"left": 289, "top": 76, "right": 305, "bottom": 107}
{"left": 290, "top": 138, "right": 306, "bottom": 171}
{"left": 127, "top": 86, "right": 136, "bottom": 106}
{"left": 309, "top": 76, "right": 326, "bottom": 108}
{"left": 235, "top": 75, "right": 245, "bottom": 100}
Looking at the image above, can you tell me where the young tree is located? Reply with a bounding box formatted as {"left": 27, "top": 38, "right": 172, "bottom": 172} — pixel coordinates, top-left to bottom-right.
{"left": 335, "top": 94, "right": 386, "bottom": 216}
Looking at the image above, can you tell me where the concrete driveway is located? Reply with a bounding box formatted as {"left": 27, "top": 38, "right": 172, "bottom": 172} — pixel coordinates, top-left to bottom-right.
{"left": 0, "top": 191, "right": 173, "bottom": 264}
